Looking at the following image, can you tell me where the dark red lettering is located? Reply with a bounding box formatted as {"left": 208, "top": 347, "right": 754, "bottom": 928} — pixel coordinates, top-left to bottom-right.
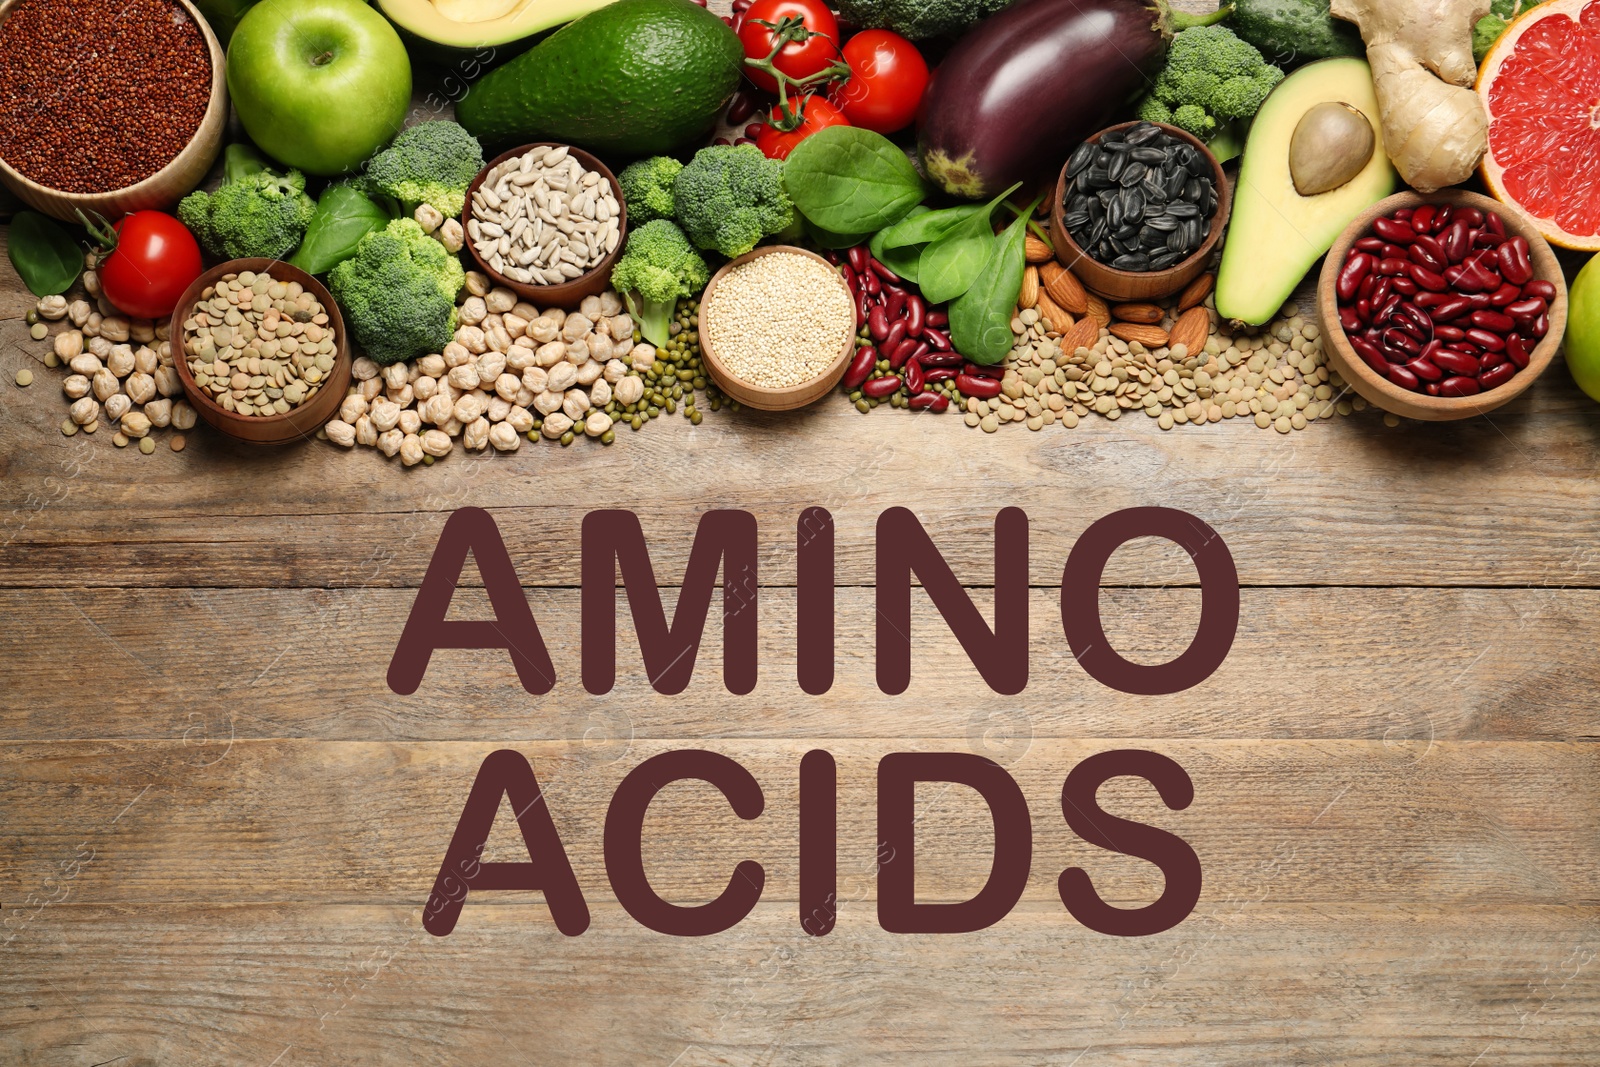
{"left": 876, "top": 507, "right": 1029, "bottom": 695}
{"left": 799, "top": 748, "right": 837, "bottom": 936}
{"left": 1061, "top": 508, "right": 1237, "bottom": 695}
{"left": 423, "top": 749, "right": 588, "bottom": 937}
{"left": 582, "top": 510, "right": 758, "bottom": 695}
{"left": 388, "top": 507, "right": 554, "bottom": 695}
{"left": 1058, "top": 749, "right": 1201, "bottom": 936}
{"left": 877, "top": 752, "right": 1032, "bottom": 933}
{"left": 604, "top": 750, "right": 765, "bottom": 935}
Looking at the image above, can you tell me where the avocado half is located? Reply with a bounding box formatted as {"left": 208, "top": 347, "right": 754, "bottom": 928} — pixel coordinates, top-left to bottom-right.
{"left": 376, "top": 0, "right": 619, "bottom": 64}
{"left": 1216, "top": 58, "right": 1399, "bottom": 327}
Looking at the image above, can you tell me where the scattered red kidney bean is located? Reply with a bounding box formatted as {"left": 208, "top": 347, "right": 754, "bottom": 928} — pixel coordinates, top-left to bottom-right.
{"left": 0, "top": 0, "right": 212, "bottom": 194}
{"left": 955, "top": 373, "right": 1003, "bottom": 398}
{"left": 836, "top": 243, "right": 967, "bottom": 412}
{"left": 1334, "top": 202, "right": 1554, "bottom": 398}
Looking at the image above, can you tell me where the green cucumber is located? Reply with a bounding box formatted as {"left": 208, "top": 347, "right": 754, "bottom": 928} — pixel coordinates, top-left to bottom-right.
{"left": 1230, "top": 0, "right": 1365, "bottom": 67}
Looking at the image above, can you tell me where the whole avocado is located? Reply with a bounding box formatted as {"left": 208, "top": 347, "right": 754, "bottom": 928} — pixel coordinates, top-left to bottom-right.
{"left": 1229, "top": 0, "right": 1365, "bottom": 67}
{"left": 456, "top": 0, "right": 743, "bottom": 156}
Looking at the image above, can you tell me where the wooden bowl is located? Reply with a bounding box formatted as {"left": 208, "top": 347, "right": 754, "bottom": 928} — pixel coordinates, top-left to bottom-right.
{"left": 0, "top": 0, "right": 227, "bottom": 222}
{"left": 699, "top": 246, "right": 856, "bottom": 412}
{"left": 169, "top": 259, "right": 352, "bottom": 446}
{"left": 461, "top": 143, "right": 627, "bottom": 308}
{"left": 1050, "top": 121, "right": 1231, "bottom": 303}
{"left": 1316, "top": 189, "right": 1567, "bottom": 422}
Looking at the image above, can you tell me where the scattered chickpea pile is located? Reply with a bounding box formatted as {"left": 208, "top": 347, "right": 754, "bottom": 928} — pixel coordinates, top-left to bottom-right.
{"left": 320, "top": 274, "right": 730, "bottom": 465}
{"left": 16, "top": 254, "right": 198, "bottom": 454}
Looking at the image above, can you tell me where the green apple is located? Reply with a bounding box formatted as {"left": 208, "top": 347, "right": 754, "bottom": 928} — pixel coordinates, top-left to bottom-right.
{"left": 227, "top": 0, "right": 412, "bottom": 176}
{"left": 1565, "top": 254, "right": 1600, "bottom": 403}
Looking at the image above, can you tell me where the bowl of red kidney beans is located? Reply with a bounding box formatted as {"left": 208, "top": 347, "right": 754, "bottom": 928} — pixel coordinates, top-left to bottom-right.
{"left": 1317, "top": 190, "right": 1568, "bottom": 421}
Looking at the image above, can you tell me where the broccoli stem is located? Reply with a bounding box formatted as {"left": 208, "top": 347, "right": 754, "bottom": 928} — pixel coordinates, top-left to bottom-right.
{"left": 626, "top": 292, "right": 676, "bottom": 349}
{"left": 1162, "top": 1, "right": 1234, "bottom": 34}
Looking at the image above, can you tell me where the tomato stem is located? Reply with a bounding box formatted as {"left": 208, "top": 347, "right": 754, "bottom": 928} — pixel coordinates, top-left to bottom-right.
{"left": 75, "top": 209, "right": 120, "bottom": 254}
{"left": 744, "top": 15, "right": 850, "bottom": 133}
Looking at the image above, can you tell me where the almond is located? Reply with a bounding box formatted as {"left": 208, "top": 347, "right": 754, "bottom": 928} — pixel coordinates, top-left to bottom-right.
{"left": 1038, "top": 292, "right": 1075, "bottom": 332}
{"left": 1042, "top": 265, "right": 1088, "bottom": 315}
{"left": 1084, "top": 292, "right": 1112, "bottom": 328}
{"left": 1109, "top": 322, "right": 1169, "bottom": 347}
{"left": 1019, "top": 265, "right": 1040, "bottom": 310}
{"left": 1024, "top": 235, "right": 1055, "bottom": 265}
{"left": 1177, "top": 273, "right": 1215, "bottom": 312}
{"left": 1167, "top": 306, "right": 1211, "bottom": 354}
{"left": 1110, "top": 302, "right": 1164, "bottom": 325}
{"left": 1058, "top": 317, "right": 1100, "bottom": 354}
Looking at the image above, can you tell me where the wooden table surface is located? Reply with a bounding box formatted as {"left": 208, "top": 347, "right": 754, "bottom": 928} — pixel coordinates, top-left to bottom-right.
{"left": 3, "top": 7, "right": 1600, "bottom": 1064}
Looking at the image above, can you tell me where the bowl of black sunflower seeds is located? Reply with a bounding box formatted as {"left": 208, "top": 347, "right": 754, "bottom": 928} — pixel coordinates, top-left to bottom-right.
{"left": 1050, "top": 120, "right": 1231, "bottom": 302}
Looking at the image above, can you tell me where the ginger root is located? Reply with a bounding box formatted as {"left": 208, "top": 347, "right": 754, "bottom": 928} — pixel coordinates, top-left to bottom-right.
{"left": 1330, "top": 0, "right": 1491, "bottom": 193}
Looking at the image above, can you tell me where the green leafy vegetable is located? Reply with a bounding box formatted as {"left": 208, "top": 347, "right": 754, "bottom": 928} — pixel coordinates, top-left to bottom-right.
{"left": 805, "top": 219, "right": 873, "bottom": 249}
{"left": 878, "top": 202, "right": 987, "bottom": 251}
{"left": 785, "top": 126, "right": 927, "bottom": 236}
{"left": 950, "top": 199, "right": 1037, "bottom": 366}
{"left": 869, "top": 205, "right": 930, "bottom": 284}
{"left": 8, "top": 211, "right": 82, "bottom": 297}
{"left": 916, "top": 183, "right": 1020, "bottom": 305}
{"left": 291, "top": 184, "right": 395, "bottom": 276}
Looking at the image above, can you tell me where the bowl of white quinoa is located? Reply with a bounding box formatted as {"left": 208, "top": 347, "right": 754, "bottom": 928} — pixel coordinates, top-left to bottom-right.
{"left": 699, "top": 246, "right": 858, "bottom": 411}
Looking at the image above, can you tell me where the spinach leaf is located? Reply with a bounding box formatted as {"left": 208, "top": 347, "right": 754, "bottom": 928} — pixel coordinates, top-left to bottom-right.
{"left": 869, "top": 206, "right": 929, "bottom": 284}
{"left": 805, "top": 218, "right": 873, "bottom": 250}
{"left": 785, "top": 127, "right": 927, "bottom": 236}
{"left": 950, "top": 200, "right": 1038, "bottom": 366}
{"left": 8, "top": 211, "right": 82, "bottom": 297}
{"left": 877, "top": 202, "right": 985, "bottom": 251}
{"left": 291, "top": 183, "right": 394, "bottom": 275}
{"left": 916, "top": 183, "right": 1020, "bottom": 305}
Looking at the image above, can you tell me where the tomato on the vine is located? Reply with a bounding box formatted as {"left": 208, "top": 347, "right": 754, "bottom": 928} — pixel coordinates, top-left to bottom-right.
{"left": 79, "top": 210, "right": 203, "bottom": 320}
{"left": 755, "top": 96, "right": 850, "bottom": 161}
{"left": 830, "top": 29, "right": 929, "bottom": 135}
{"left": 738, "top": 0, "right": 842, "bottom": 94}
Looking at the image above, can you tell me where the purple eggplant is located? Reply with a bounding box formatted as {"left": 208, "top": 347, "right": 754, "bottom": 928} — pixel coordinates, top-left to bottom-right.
{"left": 918, "top": 0, "right": 1225, "bottom": 198}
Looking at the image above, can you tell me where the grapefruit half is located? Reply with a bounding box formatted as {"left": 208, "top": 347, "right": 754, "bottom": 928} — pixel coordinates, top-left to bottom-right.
{"left": 1477, "top": 0, "right": 1600, "bottom": 251}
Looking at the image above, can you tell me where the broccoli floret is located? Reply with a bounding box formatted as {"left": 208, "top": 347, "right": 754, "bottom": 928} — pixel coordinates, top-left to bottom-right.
{"left": 1474, "top": 0, "right": 1545, "bottom": 62}
{"left": 618, "top": 156, "right": 684, "bottom": 227}
{"left": 610, "top": 220, "right": 711, "bottom": 348}
{"left": 328, "top": 218, "right": 466, "bottom": 366}
{"left": 1139, "top": 25, "right": 1284, "bottom": 161}
{"left": 363, "top": 121, "right": 485, "bottom": 220}
{"left": 177, "top": 160, "right": 315, "bottom": 260}
{"left": 673, "top": 144, "right": 795, "bottom": 259}
{"left": 832, "top": 0, "right": 1011, "bottom": 40}
{"left": 1170, "top": 104, "right": 1217, "bottom": 140}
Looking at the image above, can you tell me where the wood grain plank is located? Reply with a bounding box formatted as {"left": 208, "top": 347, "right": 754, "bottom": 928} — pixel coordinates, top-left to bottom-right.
{"left": 2, "top": 739, "right": 1594, "bottom": 907}
{"left": 5, "top": 260, "right": 1600, "bottom": 591}
{"left": 2, "top": 902, "right": 1596, "bottom": 1065}
{"left": 0, "top": 587, "right": 1594, "bottom": 743}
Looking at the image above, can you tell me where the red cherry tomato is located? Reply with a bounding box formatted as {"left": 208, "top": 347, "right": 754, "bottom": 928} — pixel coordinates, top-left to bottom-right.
{"left": 830, "top": 30, "right": 929, "bottom": 135}
{"left": 738, "top": 0, "right": 841, "bottom": 94}
{"left": 95, "top": 211, "right": 203, "bottom": 320}
{"left": 755, "top": 96, "right": 850, "bottom": 161}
